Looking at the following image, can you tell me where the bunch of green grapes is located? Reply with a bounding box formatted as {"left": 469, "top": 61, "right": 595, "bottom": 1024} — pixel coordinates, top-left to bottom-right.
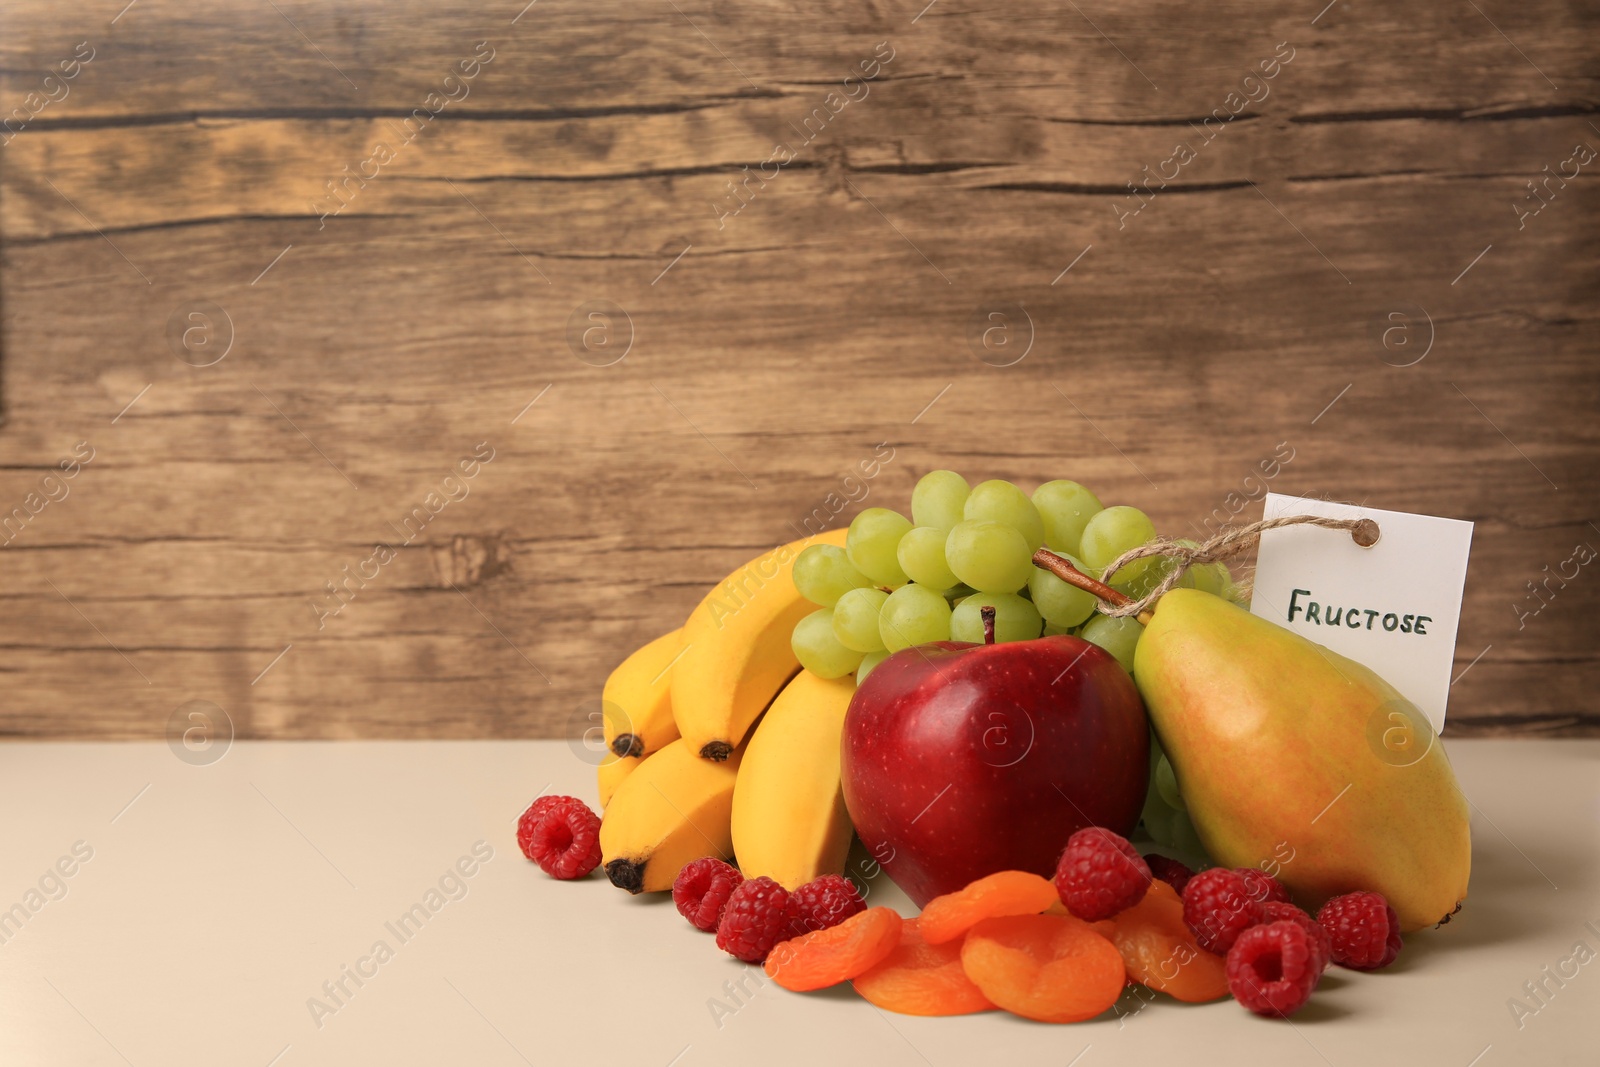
{"left": 1140, "top": 734, "right": 1210, "bottom": 862}
{"left": 789, "top": 470, "right": 1242, "bottom": 685}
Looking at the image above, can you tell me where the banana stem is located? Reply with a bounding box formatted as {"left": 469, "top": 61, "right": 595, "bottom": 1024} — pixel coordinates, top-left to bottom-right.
{"left": 980, "top": 605, "right": 997, "bottom": 645}
{"left": 1031, "top": 548, "right": 1156, "bottom": 625}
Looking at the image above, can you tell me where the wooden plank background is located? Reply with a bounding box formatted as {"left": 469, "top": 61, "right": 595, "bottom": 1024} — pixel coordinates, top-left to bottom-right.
{"left": 0, "top": 0, "right": 1595, "bottom": 739}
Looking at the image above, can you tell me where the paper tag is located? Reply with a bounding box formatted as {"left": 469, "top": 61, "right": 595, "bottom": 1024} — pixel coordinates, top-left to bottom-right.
{"left": 1250, "top": 493, "right": 1474, "bottom": 730}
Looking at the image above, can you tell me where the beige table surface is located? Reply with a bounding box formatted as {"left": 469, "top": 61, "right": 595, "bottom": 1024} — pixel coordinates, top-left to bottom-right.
{"left": 0, "top": 739, "right": 1594, "bottom": 1067}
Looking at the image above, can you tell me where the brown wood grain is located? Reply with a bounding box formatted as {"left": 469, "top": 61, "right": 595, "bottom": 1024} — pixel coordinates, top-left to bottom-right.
{"left": 0, "top": 0, "right": 1596, "bottom": 739}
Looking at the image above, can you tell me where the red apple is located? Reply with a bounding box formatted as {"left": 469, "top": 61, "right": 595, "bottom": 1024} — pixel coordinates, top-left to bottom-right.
{"left": 841, "top": 633, "right": 1149, "bottom": 907}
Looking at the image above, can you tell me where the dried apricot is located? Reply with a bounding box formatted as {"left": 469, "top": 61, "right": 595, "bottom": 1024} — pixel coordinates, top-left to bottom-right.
{"left": 852, "top": 918, "right": 995, "bottom": 1016}
{"left": 764, "top": 906, "right": 902, "bottom": 992}
{"left": 1104, "top": 880, "right": 1229, "bottom": 1002}
{"left": 917, "top": 870, "right": 1060, "bottom": 945}
{"left": 959, "top": 913, "right": 1125, "bottom": 1023}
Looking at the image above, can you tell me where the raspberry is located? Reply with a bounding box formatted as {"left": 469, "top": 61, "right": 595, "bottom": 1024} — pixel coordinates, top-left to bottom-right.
{"left": 785, "top": 874, "right": 866, "bottom": 938}
{"left": 1054, "top": 827, "right": 1151, "bottom": 921}
{"left": 1144, "top": 854, "right": 1196, "bottom": 895}
{"left": 1226, "top": 921, "right": 1321, "bottom": 1017}
{"left": 1317, "top": 891, "right": 1403, "bottom": 970}
{"left": 1235, "top": 867, "right": 1291, "bottom": 905}
{"left": 715, "top": 876, "right": 792, "bottom": 963}
{"left": 672, "top": 858, "right": 744, "bottom": 932}
{"left": 515, "top": 795, "right": 562, "bottom": 859}
{"left": 1182, "top": 867, "right": 1265, "bottom": 955}
{"left": 517, "top": 796, "right": 601, "bottom": 879}
{"left": 1259, "top": 901, "right": 1332, "bottom": 973}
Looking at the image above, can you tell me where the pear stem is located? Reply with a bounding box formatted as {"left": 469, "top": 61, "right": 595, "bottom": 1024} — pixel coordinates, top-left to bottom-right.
{"left": 980, "top": 605, "right": 997, "bottom": 645}
{"left": 1031, "top": 548, "right": 1156, "bottom": 625}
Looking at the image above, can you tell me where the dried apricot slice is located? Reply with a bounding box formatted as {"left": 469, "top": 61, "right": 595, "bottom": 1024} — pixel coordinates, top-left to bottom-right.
{"left": 852, "top": 918, "right": 995, "bottom": 1016}
{"left": 764, "top": 906, "right": 902, "bottom": 992}
{"left": 917, "top": 870, "right": 1060, "bottom": 945}
{"left": 959, "top": 913, "right": 1125, "bottom": 1023}
{"left": 1105, "top": 880, "right": 1229, "bottom": 1003}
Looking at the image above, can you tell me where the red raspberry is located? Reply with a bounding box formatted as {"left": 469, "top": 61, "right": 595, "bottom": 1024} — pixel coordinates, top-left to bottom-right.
{"left": 1317, "top": 891, "right": 1403, "bottom": 970}
{"left": 1235, "top": 867, "right": 1291, "bottom": 905}
{"left": 517, "top": 796, "right": 601, "bottom": 879}
{"left": 1259, "top": 901, "right": 1332, "bottom": 973}
{"left": 672, "top": 858, "right": 744, "bottom": 932}
{"left": 1144, "top": 854, "right": 1195, "bottom": 895}
{"left": 785, "top": 874, "right": 866, "bottom": 938}
{"left": 1182, "top": 867, "right": 1265, "bottom": 955}
{"left": 515, "top": 795, "right": 562, "bottom": 858}
{"left": 1226, "top": 921, "right": 1322, "bottom": 1017}
{"left": 1054, "top": 827, "right": 1151, "bottom": 921}
{"left": 715, "top": 876, "right": 792, "bottom": 963}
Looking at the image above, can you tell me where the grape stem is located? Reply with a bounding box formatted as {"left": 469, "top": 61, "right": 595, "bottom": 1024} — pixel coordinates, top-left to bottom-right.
{"left": 980, "top": 605, "right": 997, "bottom": 645}
{"left": 1031, "top": 548, "right": 1156, "bottom": 626}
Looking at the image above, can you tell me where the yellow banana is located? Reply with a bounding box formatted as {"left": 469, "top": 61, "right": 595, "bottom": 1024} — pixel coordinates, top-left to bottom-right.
{"left": 597, "top": 750, "right": 642, "bottom": 810}
{"left": 672, "top": 528, "right": 847, "bottom": 761}
{"left": 730, "top": 670, "right": 857, "bottom": 890}
{"left": 602, "top": 628, "right": 684, "bottom": 759}
{"left": 599, "top": 737, "right": 741, "bottom": 893}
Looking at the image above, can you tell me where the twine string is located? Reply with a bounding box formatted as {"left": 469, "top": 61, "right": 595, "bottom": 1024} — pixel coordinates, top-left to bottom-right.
{"left": 1081, "top": 514, "right": 1380, "bottom": 619}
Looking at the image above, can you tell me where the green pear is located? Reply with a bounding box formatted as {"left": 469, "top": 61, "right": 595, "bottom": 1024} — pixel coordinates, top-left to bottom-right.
{"left": 1133, "top": 589, "right": 1470, "bottom": 932}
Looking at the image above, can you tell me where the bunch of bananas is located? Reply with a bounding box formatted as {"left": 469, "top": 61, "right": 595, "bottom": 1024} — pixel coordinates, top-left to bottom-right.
{"left": 597, "top": 530, "right": 858, "bottom": 893}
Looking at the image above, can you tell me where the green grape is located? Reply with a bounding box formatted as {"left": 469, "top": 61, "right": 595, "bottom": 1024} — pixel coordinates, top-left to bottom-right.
{"left": 1042, "top": 622, "right": 1073, "bottom": 637}
{"left": 1168, "top": 809, "right": 1209, "bottom": 862}
{"left": 793, "top": 544, "right": 873, "bottom": 606}
{"left": 1031, "top": 480, "right": 1103, "bottom": 555}
{"left": 1080, "top": 613, "right": 1144, "bottom": 673}
{"left": 832, "top": 587, "right": 889, "bottom": 652}
{"left": 879, "top": 584, "right": 952, "bottom": 652}
{"left": 1155, "top": 753, "right": 1185, "bottom": 811}
{"left": 950, "top": 592, "right": 1042, "bottom": 644}
{"left": 856, "top": 649, "right": 889, "bottom": 686}
{"left": 944, "top": 583, "right": 976, "bottom": 601}
{"left": 963, "top": 480, "right": 1046, "bottom": 552}
{"left": 1110, "top": 553, "right": 1189, "bottom": 600}
{"left": 1079, "top": 505, "right": 1158, "bottom": 585}
{"left": 1028, "top": 557, "right": 1097, "bottom": 628}
{"left": 791, "top": 608, "right": 865, "bottom": 679}
{"left": 846, "top": 508, "right": 912, "bottom": 585}
{"left": 945, "top": 520, "right": 1032, "bottom": 593}
{"left": 1141, "top": 781, "right": 1177, "bottom": 846}
{"left": 1188, "top": 549, "right": 1232, "bottom": 598}
{"left": 911, "top": 470, "right": 970, "bottom": 532}
{"left": 896, "top": 526, "right": 960, "bottom": 590}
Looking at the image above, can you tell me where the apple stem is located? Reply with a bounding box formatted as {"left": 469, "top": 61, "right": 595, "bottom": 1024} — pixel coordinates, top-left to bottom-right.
{"left": 980, "top": 605, "right": 997, "bottom": 645}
